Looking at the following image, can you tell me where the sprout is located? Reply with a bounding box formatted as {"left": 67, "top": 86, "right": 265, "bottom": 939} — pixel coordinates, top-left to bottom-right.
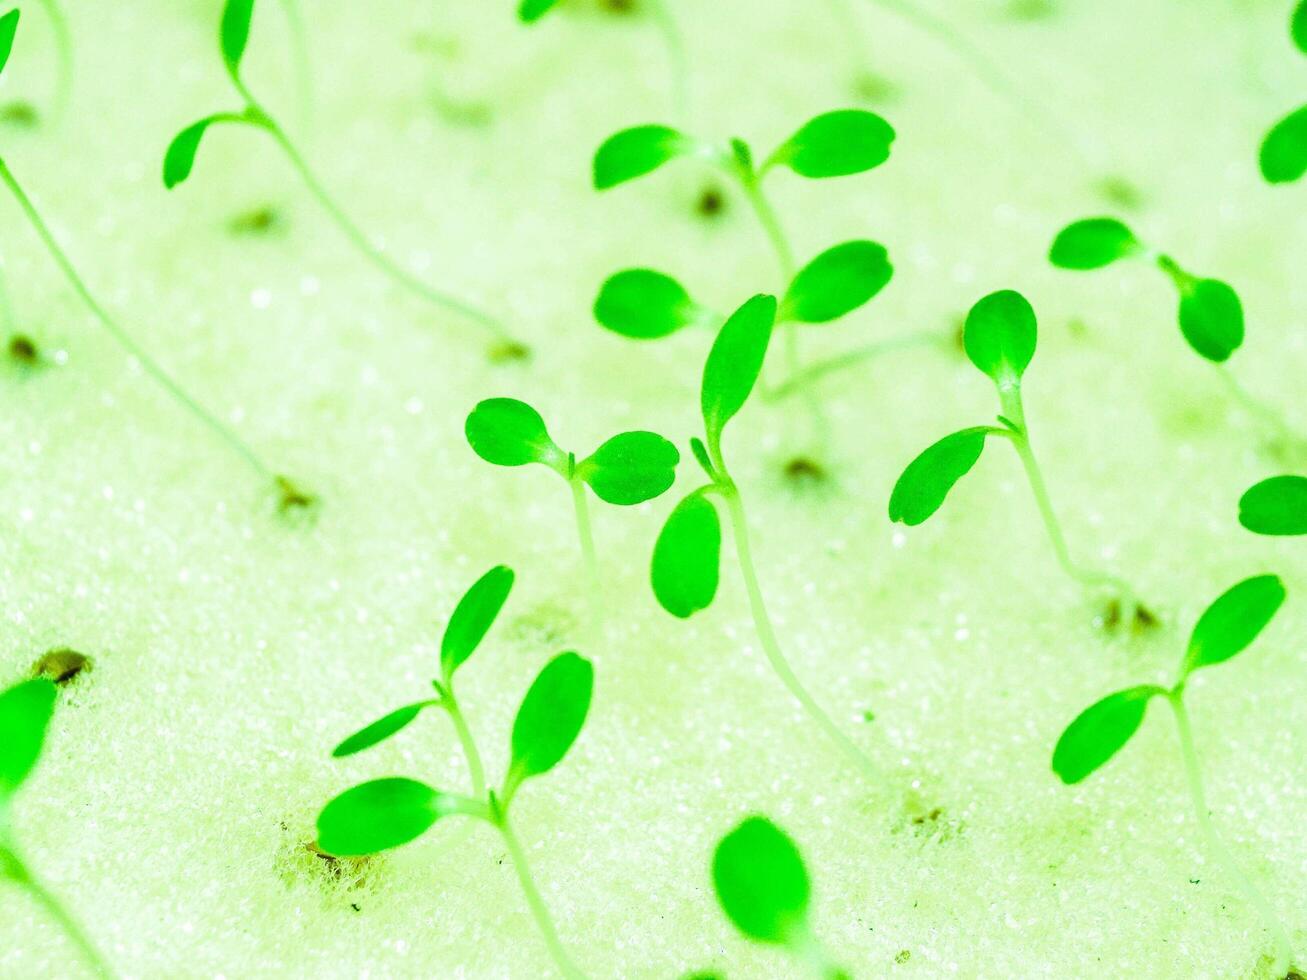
{"left": 890, "top": 290, "right": 1146, "bottom": 627}
{"left": 0, "top": 677, "right": 114, "bottom": 977}
{"left": 164, "top": 0, "right": 524, "bottom": 356}
{"left": 649, "top": 295, "right": 880, "bottom": 782}
{"left": 1260, "top": 2, "right": 1307, "bottom": 184}
{"left": 1239, "top": 475, "right": 1307, "bottom": 536}
{"left": 1052, "top": 575, "right": 1296, "bottom": 977}
{"left": 466, "top": 398, "right": 679, "bottom": 602}
{"left": 0, "top": 9, "right": 304, "bottom": 512}
{"left": 317, "top": 569, "right": 590, "bottom": 978}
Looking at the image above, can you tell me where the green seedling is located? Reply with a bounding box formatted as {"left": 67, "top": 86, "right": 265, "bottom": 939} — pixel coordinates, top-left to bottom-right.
{"left": 465, "top": 397, "right": 680, "bottom": 599}
{"left": 650, "top": 294, "right": 879, "bottom": 781}
{"left": 1260, "top": 0, "right": 1307, "bottom": 184}
{"left": 1053, "top": 574, "right": 1298, "bottom": 978}
{"left": 709, "top": 816, "right": 847, "bottom": 979}
{"left": 0, "top": 10, "right": 306, "bottom": 512}
{"left": 1239, "top": 475, "right": 1307, "bottom": 536}
{"left": 890, "top": 289, "right": 1144, "bottom": 627}
{"left": 165, "top": 0, "right": 523, "bottom": 358}
{"left": 0, "top": 678, "right": 113, "bottom": 978}
{"left": 317, "top": 569, "right": 592, "bottom": 979}
{"left": 1049, "top": 217, "right": 1301, "bottom": 453}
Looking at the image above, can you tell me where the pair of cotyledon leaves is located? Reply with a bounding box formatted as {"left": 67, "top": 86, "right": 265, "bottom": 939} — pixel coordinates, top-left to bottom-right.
{"left": 464, "top": 398, "right": 681, "bottom": 505}
{"left": 1240, "top": 475, "right": 1307, "bottom": 536}
{"left": 1049, "top": 218, "right": 1245, "bottom": 363}
{"left": 1260, "top": 0, "right": 1307, "bottom": 184}
{"left": 1052, "top": 574, "right": 1286, "bottom": 785}
{"left": 886, "top": 290, "right": 1036, "bottom": 527}
{"left": 594, "top": 239, "right": 893, "bottom": 341}
{"left": 316, "top": 566, "right": 594, "bottom": 856}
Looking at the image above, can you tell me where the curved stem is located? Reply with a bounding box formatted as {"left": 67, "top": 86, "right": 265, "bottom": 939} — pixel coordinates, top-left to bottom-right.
{"left": 1213, "top": 364, "right": 1303, "bottom": 459}
{"left": 496, "top": 813, "right": 585, "bottom": 979}
{"left": 646, "top": 0, "right": 689, "bottom": 122}
{"left": 274, "top": 0, "right": 314, "bottom": 133}
{"left": 568, "top": 476, "right": 602, "bottom": 617}
{"left": 442, "top": 693, "right": 487, "bottom": 798}
{"left": 1166, "top": 693, "right": 1295, "bottom": 977}
{"left": 34, "top": 0, "right": 73, "bottom": 126}
{"left": 0, "top": 157, "right": 278, "bottom": 483}
{"left": 4, "top": 848, "right": 114, "bottom": 979}
{"left": 720, "top": 484, "right": 878, "bottom": 785}
{"left": 765, "top": 329, "right": 949, "bottom": 401}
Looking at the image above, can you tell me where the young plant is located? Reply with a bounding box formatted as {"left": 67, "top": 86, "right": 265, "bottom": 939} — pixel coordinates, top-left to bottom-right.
{"left": 0, "top": 678, "right": 114, "bottom": 978}
{"left": 649, "top": 294, "right": 878, "bottom": 781}
{"left": 1049, "top": 216, "right": 1301, "bottom": 454}
{"left": 465, "top": 397, "right": 680, "bottom": 599}
{"left": 164, "top": 0, "right": 524, "bottom": 358}
{"left": 709, "top": 816, "right": 847, "bottom": 979}
{"left": 1260, "top": 0, "right": 1307, "bottom": 184}
{"left": 317, "top": 569, "right": 592, "bottom": 979}
{"left": 1053, "top": 574, "right": 1298, "bottom": 978}
{"left": 1239, "top": 475, "right": 1307, "bottom": 536}
{"left": 0, "top": 9, "right": 307, "bottom": 512}
{"left": 889, "top": 289, "right": 1144, "bottom": 627}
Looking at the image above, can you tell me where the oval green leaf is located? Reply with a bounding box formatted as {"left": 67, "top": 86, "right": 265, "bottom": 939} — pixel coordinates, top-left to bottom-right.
{"left": 1239, "top": 475, "right": 1307, "bottom": 536}
{"left": 221, "top": 0, "right": 255, "bottom": 78}
{"left": 0, "top": 677, "right": 56, "bottom": 795}
{"left": 1052, "top": 686, "right": 1161, "bottom": 785}
{"left": 1048, "top": 218, "right": 1140, "bottom": 270}
{"left": 593, "top": 125, "right": 693, "bottom": 190}
{"left": 331, "top": 702, "right": 430, "bottom": 758}
{"left": 701, "top": 294, "right": 776, "bottom": 447}
{"left": 577, "top": 431, "right": 681, "bottom": 505}
{"left": 163, "top": 117, "right": 225, "bottom": 190}
{"left": 964, "top": 289, "right": 1037, "bottom": 385}
{"left": 888, "top": 427, "right": 989, "bottom": 526}
{"left": 779, "top": 240, "right": 893, "bottom": 324}
{"left": 1182, "top": 574, "right": 1286, "bottom": 676}
{"left": 1293, "top": 0, "right": 1307, "bottom": 54}
{"left": 518, "top": 0, "right": 563, "bottom": 23}
{"left": 507, "top": 652, "right": 593, "bottom": 790}
{"left": 769, "top": 110, "right": 895, "bottom": 178}
{"left": 652, "top": 491, "right": 721, "bottom": 618}
{"left": 317, "top": 777, "right": 451, "bottom": 856}
{"left": 713, "top": 816, "right": 810, "bottom": 946}
{"left": 0, "top": 9, "right": 19, "bottom": 78}
{"left": 1259, "top": 105, "right": 1307, "bottom": 185}
{"left": 465, "top": 398, "right": 566, "bottom": 471}
{"left": 1176, "top": 278, "right": 1243, "bottom": 363}
{"left": 594, "top": 269, "right": 702, "bottom": 339}
{"left": 441, "top": 565, "right": 515, "bottom": 680}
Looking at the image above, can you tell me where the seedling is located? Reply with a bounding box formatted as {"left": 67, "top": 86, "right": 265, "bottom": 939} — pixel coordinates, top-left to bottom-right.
{"left": 1049, "top": 217, "right": 1301, "bottom": 454}
{"left": 0, "top": 677, "right": 113, "bottom": 978}
{"left": 1239, "top": 475, "right": 1307, "bottom": 536}
{"left": 1260, "top": 0, "right": 1307, "bottom": 184}
{"left": 465, "top": 397, "right": 680, "bottom": 599}
{"left": 650, "top": 294, "right": 879, "bottom": 781}
{"left": 164, "top": 0, "right": 523, "bottom": 358}
{"left": 1053, "top": 574, "right": 1298, "bottom": 978}
{"left": 317, "top": 567, "right": 592, "bottom": 979}
{"left": 710, "top": 816, "right": 847, "bottom": 979}
{"left": 0, "top": 10, "right": 306, "bottom": 512}
{"left": 889, "top": 289, "right": 1145, "bottom": 627}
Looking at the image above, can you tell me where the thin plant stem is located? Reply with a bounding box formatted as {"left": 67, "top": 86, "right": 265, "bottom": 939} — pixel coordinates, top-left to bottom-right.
{"left": 0, "top": 157, "right": 278, "bottom": 482}
{"left": 274, "top": 0, "right": 314, "bottom": 133}
{"left": 1166, "top": 692, "right": 1295, "bottom": 977}
{"left": 34, "top": 0, "right": 72, "bottom": 126}
{"left": 1213, "top": 364, "right": 1303, "bottom": 458}
{"left": 495, "top": 812, "right": 585, "bottom": 980}
{"left": 443, "top": 693, "right": 487, "bottom": 798}
{"left": 646, "top": 0, "right": 689, "bottom": 122}
{"left": 5, "top": 849, "right": 114, "bottom": 979}
{"left": 720, "top": 485, "right": 878, "bottom": 784}
{"left": 766, "top": 329, "right": 950, "bottom": 400}
{"left": 567, "top": 475, "right": 603, "bottom": 615}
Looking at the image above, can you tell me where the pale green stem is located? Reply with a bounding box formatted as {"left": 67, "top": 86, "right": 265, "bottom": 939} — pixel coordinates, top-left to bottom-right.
{"left": 442, "top": 692, "right": 487, "bottom": 798}
{"left": 0, "top": 157, "right": 278, "bottom": 482}
{"left": 1213, "top": 364, "right": 1303, "bottom": 458}
{"left": 274, "top": 0, "right": 314, "bottom": 134}
{"left": 495, "top": 812, "right": 585, "bottom": 979}
{"left": 34, "top": 0, "right": 73, "bottom": 126}
{"left": 646, "top": 0, "right": 689, "bottom": 122}
{"left": 789, "top": 925, "right": 846, "bottom": 980}
{"left": 567, "top": 475, "right": 603, "bottom": 616}
{"left": 720, "top": 484, "right": 878, "bottom": 784}
{"left": 1166, "top": 692, "right": 1296, "bottom": 977}
{"left": 766, "top": 329, "right": 950, "bottom": 401}
{"left": 4, "top": 848, "right": 114, "bottom": 979}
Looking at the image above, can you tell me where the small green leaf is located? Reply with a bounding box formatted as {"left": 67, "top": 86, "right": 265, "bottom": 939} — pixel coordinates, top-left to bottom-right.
{"left": 593, "top": 125, "right": 693, "bottom": 190}
{"left": 779, "top": 241, "right": 893, "bottom": 324}
{"left": 1048, "top": 218, "right": 1141, "bottom": 270}
{"left": 768, "top": 110, "right": 895, "bottom": 178}
{"left": 652, "top": 491, "right": 721, "bottom": 618}
{"left": 0, "top": 678, "right": 57, "bottom": 796}
{"left": 221, "top": 0, "right": 255, "bottom": 78}
{"left": 701, "top": 294, "right": 776, "bottom": 448}
{"left": 441, "top": 565, "right": 515, "bottom": 680}
{"left": 317, "top": 778, "right": 453, "bottom": 856}
{"left": 507, "top": 652, "right": 593, "bottom": 792}
{"left": 0, "top": 9, "right": 19, "bottom": 78}
{"left": 1176, "top": 277, "right": 1243, "bottom": 363}
{"left": 1052, "top": 686, "right": 1161, "bottom": 784}
{"left": 332, "top": 703, "right": 431, "bottom": 758}
{"left": 577, "top": 431, "right": 680, "bottom": 505}
{"left": 518, "top": 0, "right": 563, "bottom": 23}
{"left": 888, "top": 427, "right": 990, "bottom": 526}
{"left": 713, "top": 817, "right": 810, "bottom": 946}
{"left": 164, "top": 118, "right": 221, "bottom": 190}
{"left": 1259, "top": 105, "right": 1307, "bottom": 185}
{"left": 963, "top": 290, "right": 1037, "bottom": 385}
{"left": 1239, "top": 475, "right": 1307, "bottom": 536}
{"left": 594, "top": 270, "right": 703, "bottom": 339}
{"left": 1182, "top": 574, "right": 1286, "bottom": 676}
{"left": 465, "top": 398, "right": 567, "bottom": 471}
{"left": 1293, "top": 0, "right": 1307, "bottom": 54}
